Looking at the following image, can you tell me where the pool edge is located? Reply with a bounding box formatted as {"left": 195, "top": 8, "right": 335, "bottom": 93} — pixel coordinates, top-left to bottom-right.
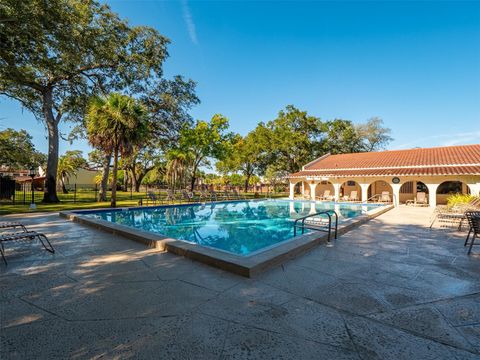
{"left": 59, "top": 203, "right": 393, "bottom": 278}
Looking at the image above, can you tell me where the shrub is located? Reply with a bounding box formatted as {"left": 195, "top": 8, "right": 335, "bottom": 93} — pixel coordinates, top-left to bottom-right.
{"left": 446, "top": 193, "right": 475, "bottom": 208}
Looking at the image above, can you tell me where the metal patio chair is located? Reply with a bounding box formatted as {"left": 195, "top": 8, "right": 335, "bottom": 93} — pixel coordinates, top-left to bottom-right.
{"left": 0, "top": 231, "right": 55, "bottom": 265}
{"left": 0, "top": 222, "right": 28, "bottom": 232}
{"left": 465, "top": 211, "right": 480, "bottom": 254}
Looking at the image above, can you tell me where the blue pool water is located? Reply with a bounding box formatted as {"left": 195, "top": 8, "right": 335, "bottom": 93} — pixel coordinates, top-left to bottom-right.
{"left": 82, "top": 200, "right": 381, "bottom": 256}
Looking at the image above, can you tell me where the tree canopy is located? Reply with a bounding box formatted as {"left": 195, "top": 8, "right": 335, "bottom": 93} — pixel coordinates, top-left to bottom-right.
{"left": 0, "top": 128, "right": 46, "bottom": 169}
{"left": 86, "top": 93, "right": 148, "bottom": 207}
{"left": 175, "top": 114, "right": 234, "bottom": 191}
{"left": 0, "top": 0, "right": 177, "bottom": 202}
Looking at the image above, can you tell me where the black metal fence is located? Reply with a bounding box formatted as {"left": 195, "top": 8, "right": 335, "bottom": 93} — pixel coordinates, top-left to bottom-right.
{"left": 0, "top": 179, "right": 288, "bottom": 206}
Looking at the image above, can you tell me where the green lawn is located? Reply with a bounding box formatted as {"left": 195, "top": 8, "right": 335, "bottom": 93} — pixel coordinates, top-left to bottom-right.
{"left": 0, "top": 191, "right": 288, "bottom": 215}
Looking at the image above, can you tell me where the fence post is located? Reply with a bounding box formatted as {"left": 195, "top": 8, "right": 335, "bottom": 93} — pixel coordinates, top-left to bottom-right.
{"left": 23, "top": 184, "right": 26, "bottom": 205}
{"left": 130, "top": 181, "right": 133, "bottom": 200}
{"left": 74, "top": 184, "right": 77, "bottom": 203}
{"left": 95, "top": 184, "right": 98, "bottom": 202}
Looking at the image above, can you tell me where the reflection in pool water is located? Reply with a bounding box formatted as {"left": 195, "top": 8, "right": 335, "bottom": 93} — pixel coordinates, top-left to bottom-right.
{"left": 83, "top": 200, "right": 380, "bottom": 256}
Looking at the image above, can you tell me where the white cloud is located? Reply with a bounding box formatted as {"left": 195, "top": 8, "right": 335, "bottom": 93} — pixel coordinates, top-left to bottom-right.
{"left": 181, "top": 0, "right": 198, "bottom": 45}
{"left": 396, "top": 131, "right": 480, "bottom": 149}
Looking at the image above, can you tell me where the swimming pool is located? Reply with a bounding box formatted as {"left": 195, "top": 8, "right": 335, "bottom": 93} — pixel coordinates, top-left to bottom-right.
{"left": 81, "top": 199, "right": 381, "bottom": 256}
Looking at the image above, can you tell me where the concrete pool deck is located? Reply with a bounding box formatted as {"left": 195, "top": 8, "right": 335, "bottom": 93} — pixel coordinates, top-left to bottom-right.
{"left": 1, "top": 206, "right": 479, "bottom": 359}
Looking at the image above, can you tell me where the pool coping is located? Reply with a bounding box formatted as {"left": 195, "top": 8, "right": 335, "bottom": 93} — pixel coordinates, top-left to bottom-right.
{"left": 59, "top": 201, "right": 393, "bottom": 277}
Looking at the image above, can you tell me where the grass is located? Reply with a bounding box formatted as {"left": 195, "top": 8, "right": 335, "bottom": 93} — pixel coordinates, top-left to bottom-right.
{"left": 0, "top": 190, "right": 288, "bottom": 215}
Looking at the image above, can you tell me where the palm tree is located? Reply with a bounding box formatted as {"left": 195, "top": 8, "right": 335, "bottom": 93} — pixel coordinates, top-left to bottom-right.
{"left": 86, "top": 93, "right": 147, "bottom": 207}
{"left": 165, "top": 149, "right": 192, "bottom": 190}
{"left": 57, "top": 150, "right": 86, "bottom": 194}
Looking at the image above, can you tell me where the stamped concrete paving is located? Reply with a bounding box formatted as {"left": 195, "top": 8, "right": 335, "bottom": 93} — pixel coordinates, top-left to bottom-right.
{"left": 1, "top": 207, "right": 479, "bottom": 359}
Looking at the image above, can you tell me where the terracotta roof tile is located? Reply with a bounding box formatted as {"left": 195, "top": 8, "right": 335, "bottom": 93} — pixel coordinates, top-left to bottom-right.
{"left": 304, "top": 144, "right": 480, "bottom": 170}
{"left": 290, "top": 166, "right": 480, "bottom": 178}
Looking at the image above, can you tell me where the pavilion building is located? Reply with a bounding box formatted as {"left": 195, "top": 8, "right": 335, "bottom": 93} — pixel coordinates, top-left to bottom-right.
{"left": 288, "top": 144, "right": 480, "bottom": 207}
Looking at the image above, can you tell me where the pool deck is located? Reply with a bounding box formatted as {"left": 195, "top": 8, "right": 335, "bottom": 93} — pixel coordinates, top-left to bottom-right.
{"left": 1, "top": 206, "right": 479, "bottom": 359}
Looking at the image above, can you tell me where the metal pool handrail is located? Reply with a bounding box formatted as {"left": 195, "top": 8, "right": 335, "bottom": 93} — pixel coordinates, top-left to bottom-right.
{"left": 293, "top": 210, "right": 338, "bottom": 243}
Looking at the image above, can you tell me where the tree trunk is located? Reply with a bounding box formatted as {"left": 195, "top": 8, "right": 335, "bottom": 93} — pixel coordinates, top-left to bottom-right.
{"left": 124, "top": 168, "right": 129, "bottom": 191}
{"left": 135, "top": 173, "right": 145, "bottom": 193}
{"left": 111, "top": 146, "right": 119, "bottom": 208}
{"left": 99, "top": 152, "right": 111, "bottom": 201}
{"left": 190, "top": 163, "right": 198, "bottom": 192}
{"left": 244, "top": 174, "right": 250, "bottom": 193}
{"left": 61, "top": 175, "right": 68, "bottom": 194}
{"left": 42, "top": 90, "right": 60, "bottom": 202}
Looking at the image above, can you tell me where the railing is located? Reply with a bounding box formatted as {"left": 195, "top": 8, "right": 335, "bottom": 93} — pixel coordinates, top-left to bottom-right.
{"left": 365, "top": 193, "right": 396, "bottom": 204}
{"left": 293, "top": 210, "right": 338, "bottom": 243}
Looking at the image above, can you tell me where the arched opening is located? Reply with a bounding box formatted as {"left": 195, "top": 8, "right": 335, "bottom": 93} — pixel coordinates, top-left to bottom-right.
{"left": 399, "top": 181, "right": 429, "bottom": 204}
{"left": 315, "top": 181, "right": 335, "bottom": 201}
{"left": 293, "top": 180, "right": 311, "bottom": 199}
{"left": 368, "top": 181, "right": 393, "bottom": 203}
{"left": 436, "top": 181, "right": 471, "bottom": 205}
{"left": 340, "top": 180, "right": 361, "bottom": 201}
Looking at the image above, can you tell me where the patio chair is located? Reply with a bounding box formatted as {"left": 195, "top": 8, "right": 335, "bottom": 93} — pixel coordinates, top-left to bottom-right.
{"left": 348, "top": 191, "right": 359, "bottom": 202}
{"left": 0, "top": 222, "right": 28, "bottom": 232}
{"left": 317, "top": 190, "right": 333, "bottom": 201}
{"left": 223, "top": 189, "right": 232, "bottom": 200}
{"left": 181, "top": 190, "right": 194, "bottom": 202}
{"left": 198, "top": 188, "right": 210, "bottom": 202}
{"left": 145, "top": 191, "right": 159, "bottom": 205}
{"left": 165, "top": 189, "right": 176, "bottom": 203}
{"left": 464, "top": 213, "right": 480, "bottom": 254}
{"left": 406, "top": 192, "right": 428, "bottom": 206}
{"left": 464, "top": 211, "right": 480, "bottom": 251}
{"left": 232, "top": 189, "right": 244, "bottom": 200}
{"left": 380, "top": 191, "right": 391, "bottom": 203}
{"left": 209, "top": 190, "right": 219, "bottom": 201}
{"left": 0, "top": 231, "right": 55, "bottom": 265}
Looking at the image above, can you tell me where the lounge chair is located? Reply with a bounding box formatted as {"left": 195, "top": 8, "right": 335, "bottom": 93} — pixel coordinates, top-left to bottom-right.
{"left": 209, "top": 190, "right": 219, "bottom": 201}
{"left": 464, "top": 211, "right": 480, "bottom": 254}
{"left": 222, "top": 190, "right": 231, "bottom": 200}
{"left": 145, "top": 191, "right": 159, "bottom": 205}
{"left": 380, "top": 191, "right": 391, "bottom": 203}
{"left": 198, "top": 189, "right": 210, "bottom": 202}
{"left": 181, "top": 190, "right": 194, "bottom": 202}
{"left": 406, "top": 192, "right": 428, "bottom": 206}
{"left": 0, "top": 231, "right": 55, "bottom": 265}
{"left": 232, "top": 189, "right": 244, "bottom": 200}
{"left": 166, "top": 189, "right": 176, "bottom": 203}
{"left": 429, "top": 199, "right": 480, "bottom": 230}
{"left": 0, "top": 222, "right": 28, "bottom": 232}
{"left": 317, "top": 190, "right": 334, "bottom": 201}
{"left": 348, "top": 191, "right": 359, "bottom": 202}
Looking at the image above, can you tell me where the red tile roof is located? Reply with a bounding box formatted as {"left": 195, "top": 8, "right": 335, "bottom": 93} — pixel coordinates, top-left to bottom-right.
{"left": 290, "top": 144, "right": 480, "bottom": 178}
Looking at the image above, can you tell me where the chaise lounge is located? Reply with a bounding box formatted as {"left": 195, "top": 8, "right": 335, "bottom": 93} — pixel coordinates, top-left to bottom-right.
{"left": 0, "top": 228, "right": 55, "bottom": 265}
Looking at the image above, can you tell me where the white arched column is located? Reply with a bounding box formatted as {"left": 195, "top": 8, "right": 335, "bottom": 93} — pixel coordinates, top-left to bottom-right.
{"left": 426, "top": 183, "right": 439, "bottom": 207}
{"left": 289, "top": 182, "right": 296, "bottom": 199}
{"left": 360, "top": 183, "right": 369, "bottom": 203}
{"left": 333, "top": 183, "right": 341, "bottom": 201}
{"left": 391, "top": 183, "right": 401, "bottom": 207}
{"left": 309, "top": 182, "right": 317, "bottom": 201}
{"left": 467, "top": 183, "right": 480, "bottom": 197}
{"left": 289, "top": 201, "right": 296, "bottom": 215}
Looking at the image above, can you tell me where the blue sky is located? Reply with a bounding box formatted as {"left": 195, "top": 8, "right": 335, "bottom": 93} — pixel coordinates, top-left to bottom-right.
{"left": 1, "top": 0, "right": 479, "bottom": 156}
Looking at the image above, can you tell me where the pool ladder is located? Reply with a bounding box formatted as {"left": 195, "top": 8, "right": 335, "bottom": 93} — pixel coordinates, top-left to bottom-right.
{"left": 293, "top": 211, "right": 338, "bottom": 244}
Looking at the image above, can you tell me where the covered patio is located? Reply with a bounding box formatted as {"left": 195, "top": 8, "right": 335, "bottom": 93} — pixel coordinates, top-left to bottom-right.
{"left": 289, "top": 145, "right": 480, "bottom": 207}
